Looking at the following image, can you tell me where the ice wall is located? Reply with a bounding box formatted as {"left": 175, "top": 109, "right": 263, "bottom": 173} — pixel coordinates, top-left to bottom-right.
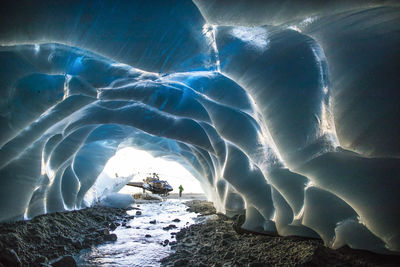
{"left": 0, "top": 0, "right": 400, "bottom": 254}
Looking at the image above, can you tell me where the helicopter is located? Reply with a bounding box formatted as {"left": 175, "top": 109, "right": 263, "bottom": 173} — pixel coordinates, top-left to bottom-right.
{"left": 126, "top": 173, "right": 173, "bottom": 195}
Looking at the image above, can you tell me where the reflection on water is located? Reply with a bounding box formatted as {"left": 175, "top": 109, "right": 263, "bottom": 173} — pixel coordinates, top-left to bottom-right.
{"left": 77, "top": 199, "right": 199, "bottom": 266}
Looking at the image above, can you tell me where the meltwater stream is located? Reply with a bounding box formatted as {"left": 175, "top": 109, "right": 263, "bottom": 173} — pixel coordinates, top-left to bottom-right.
{"left": 76, "top": 199, "right": 201, "bottom": 266}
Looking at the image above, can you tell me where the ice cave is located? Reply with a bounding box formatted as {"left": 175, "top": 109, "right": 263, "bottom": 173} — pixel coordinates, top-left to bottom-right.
{"left": 0, "top": 0, "right": 400, "bottom": 256}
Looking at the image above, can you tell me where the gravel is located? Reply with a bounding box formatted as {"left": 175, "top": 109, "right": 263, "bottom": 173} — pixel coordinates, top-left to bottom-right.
{"left": 161, "top": 200, "right": 400, "bottom": 267}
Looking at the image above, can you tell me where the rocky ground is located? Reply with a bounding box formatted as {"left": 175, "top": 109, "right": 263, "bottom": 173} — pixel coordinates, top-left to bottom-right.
{"left": 161, "top": 200, "right": 400, "bottom": 267}
{"left": 2, "top": 199, "right": 400, "bottom": 267}
{"left": 0, "top": 205, "right": 134, "bottom": 266}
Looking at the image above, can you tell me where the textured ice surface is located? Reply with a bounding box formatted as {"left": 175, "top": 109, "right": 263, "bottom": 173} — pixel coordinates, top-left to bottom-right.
{"left": 0, "top": 0, "right": 400, "bottom": 254}
{"left": 99, "top": 193, "right": 135, "bottom": 209}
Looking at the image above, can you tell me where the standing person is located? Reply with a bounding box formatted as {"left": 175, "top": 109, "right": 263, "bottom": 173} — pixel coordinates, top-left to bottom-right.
{"left": 179, "top": 185, "right": 184, "bottom": 198}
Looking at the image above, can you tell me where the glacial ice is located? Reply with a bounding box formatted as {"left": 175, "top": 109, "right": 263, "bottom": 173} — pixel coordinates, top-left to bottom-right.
{"left": 0, "top": 0, "right": 400, "bottom": 254}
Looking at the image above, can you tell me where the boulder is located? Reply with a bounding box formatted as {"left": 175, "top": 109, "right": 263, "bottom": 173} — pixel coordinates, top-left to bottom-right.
{"left": 104, "top": 234, "right": 117, "bottom": 242}
{"left": 0, "top": 249, "right": 22, "bottom": 267}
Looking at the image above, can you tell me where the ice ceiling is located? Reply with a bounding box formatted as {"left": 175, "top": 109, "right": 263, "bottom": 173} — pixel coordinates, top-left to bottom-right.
{"left": 0, "top": 0, "right": 400, "bottom": 254}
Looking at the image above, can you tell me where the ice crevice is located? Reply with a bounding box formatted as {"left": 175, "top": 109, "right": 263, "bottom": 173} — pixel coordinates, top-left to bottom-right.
{"left": 0, "top": 0, "right": 400, "bottom": 254}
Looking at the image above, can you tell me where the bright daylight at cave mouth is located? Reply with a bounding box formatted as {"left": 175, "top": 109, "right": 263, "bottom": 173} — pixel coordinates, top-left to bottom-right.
{"left": 0, "top": 0, "right": 400, "bottom": 266}
{"left": 103, "top": 147, "right": 204, "bottom": 195}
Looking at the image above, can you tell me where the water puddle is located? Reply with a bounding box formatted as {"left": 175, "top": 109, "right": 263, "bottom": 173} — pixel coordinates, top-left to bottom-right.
{"left": 76, "top": 199, "right": 199, "bottom": 266}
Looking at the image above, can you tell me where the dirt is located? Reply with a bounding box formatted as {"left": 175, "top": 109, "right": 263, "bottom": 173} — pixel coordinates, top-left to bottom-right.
{"left": 0, "top": 205, "right": 133, "bottom": 266}
{"left": 161, "top": 200, "right": 400, "bottom": 267}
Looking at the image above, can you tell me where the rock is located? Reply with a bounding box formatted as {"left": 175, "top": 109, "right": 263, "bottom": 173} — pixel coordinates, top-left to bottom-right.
{"left": 109, "top": 222, "right": 117, "bottom": 230}
{"left": 247, "top": 263, "right": 265, "bottom": 267}
{"left": 122, "top": 222, "right": 126, "bottom": 226}
{"left": 0, "top": 248, "right": 22, "bottom": 267}
{"left": 49, "top": 255, "right": 77, "bottom": 267}
{"left": 97, "top": 228, "right": 110, "bottom": 235}
{"left": 55, "top": 245, "right": 67, "bottom": 252}
{"left": 82, "top": 238, "right": 93, "bottom": 247}
{"left": 104, "top": 233, "right": 118, "bottom": 242}
{"left": 173, "top": 258, "right": 189, "bottom": 266}
{"left": 180, "top": 249, "right": 191, "bottom": 256}
{"left": 222, "top": 233, "right": 233, "bottom": 240}
{"left": 136, "top": 211, "right": 142, "bottom": 215}
{"left": 59, "top": 236, "right": 73, "bottom": 244}
{"left": 163, "top": 239, "right": 170, "bottom": 246}
{"left": 145, "top": 234, "right": 152, "bottom": 238}
{"left": 32, "top": 255, "right": 48, "bottom": 265}
{"left": 181, "top": 237, "right": 193, "bottom": 244}
{"left": 198, "top": 245, "right": 212, "bottom": 255}
{"left": 96, "top": 235, "right": 106, "bottom": 244}
{"left": 163, "top": 224, "right": 178, "bottom": 231}
{"left": 176, "top": 230, "right": 186, "bottom": 239}
{"left": 72, "top": 240, "right": 83, "bottom": 249}
{"left": 223, "top": 251, "right": 234, "bottom": 260}
{"left": 149, "top": 220, "right": 157, "bottom": 224}
{"left": 255, "top": 235, "right": 267, "bottom": 241}
{"left": 169, "top": 241, "right": 177, "bottom": 246}
{"left": 204, "top": 226, "right": 213, "bottom": 233}
{"left": 232, "top": 214, "right": 246, "bottom": 234}
{"left": 220, "top": 239, "right": 229, "bottom": 246}
{"left": 172, "top": 218, "right": 181, "bottom": 222}
{"left": 125, "top": 225, "right": 132, "bottom": 228}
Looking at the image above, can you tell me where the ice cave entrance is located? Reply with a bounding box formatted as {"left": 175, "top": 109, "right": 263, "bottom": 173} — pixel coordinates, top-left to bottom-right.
{"left": 102, "top": 147, "right": 203, "bottom": 195}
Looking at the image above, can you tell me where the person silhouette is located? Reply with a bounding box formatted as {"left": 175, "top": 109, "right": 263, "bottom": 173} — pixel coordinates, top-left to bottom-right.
{"left": 179, "top": 185, "right": 184, "bottom": 198}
